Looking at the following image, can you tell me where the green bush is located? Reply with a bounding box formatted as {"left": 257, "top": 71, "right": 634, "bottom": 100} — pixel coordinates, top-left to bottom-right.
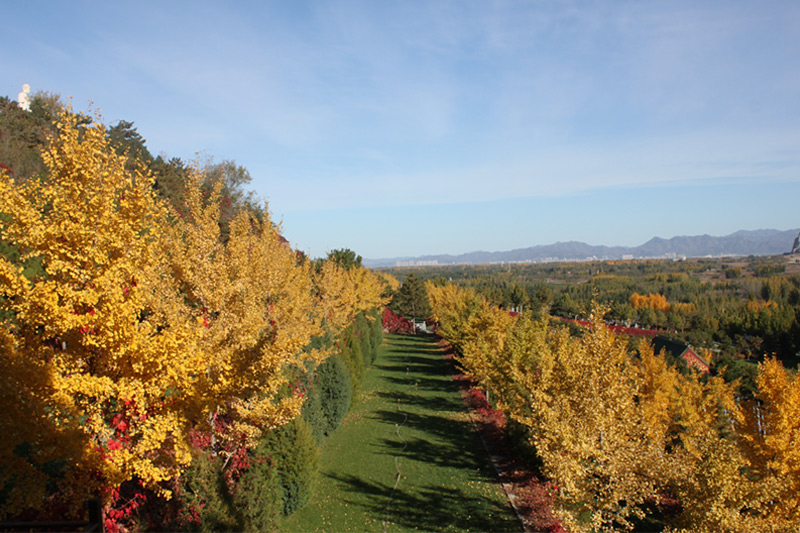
{"left": 256, "top": 417, "right": 319, "bottom": 516}
{"left": 339, "top": 326, "right": 365, "bottom": 400}
{"left": 315, "top": 352, "right": 352, "bottom": 436}
{"left": 354, "top": 313, "right": 374, "bottom": 367}
{"left": 302, "top": 312, "right": 379, "bottom": 442}
{"left": 176, "top": 452, "right": 239, "bottom": 532}
{"left": 302, "top": 314, "right": 379, "bottom": 442}
{"left": 357, "top": 309, "right": 384, "bottom": 366}
{"left": 235, "top": 448, "right": 281, "bottom": 531}
{"left": 300, "top": 333, "right": 336, "bottom": 442}
{"left": 305, "top": 331, "right": 334, "bottom": 353}
{"left": 368, "top": 308, "right": 383, "bottom": 358}
{"left": 300, "top": 374, "right": 326, "bottom": 444}
{"left": 300, "top": 354, "right": 352, "bottom": 443}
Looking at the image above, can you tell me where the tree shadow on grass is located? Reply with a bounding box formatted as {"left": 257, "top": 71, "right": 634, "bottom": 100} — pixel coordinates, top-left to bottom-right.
{"left": 385, "top": 334, "right": 444, "bottom": 356}
{"left": 376, "top": 373, "right": 456, "bottom": 396}
{"left": 367, "top": 408, "right": 499, "bottom": 477}
{"left": 374, "top": 389, "right": 464, "bottom": 414}
{"left": 375, "top": 434, "right": 490, "bottom": 472}
{"left": 377, "top": 353, "right": 451, "bottom": 372}
{"left": 349, "top": 335, "right": 521, "bottom": 530}
{"left": 325, "top": 472, "right": 521, "bottom": 532}
{"left": 387, "top": 344, "right": 443, "bottom": 356}
{"left": 375, "top": 349, "right": 460, "bottom": 395}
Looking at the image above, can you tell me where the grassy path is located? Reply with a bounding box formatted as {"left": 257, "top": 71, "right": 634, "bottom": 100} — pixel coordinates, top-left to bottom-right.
{"left": 282, "top": 334, "right": 520, "bottom": 532}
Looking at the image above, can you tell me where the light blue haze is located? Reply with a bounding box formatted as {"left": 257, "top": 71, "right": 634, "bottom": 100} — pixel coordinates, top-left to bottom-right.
{"left": 3, "top": 1, "right": 799, "bottom": 258}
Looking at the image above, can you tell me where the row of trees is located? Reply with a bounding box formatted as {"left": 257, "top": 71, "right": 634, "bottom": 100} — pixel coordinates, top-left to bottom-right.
{"left": 383, "top": 258, "right": 800, "bottom": 368}
{"left": 0, "top": 105, "right": 389, "bottom": 530}
{"left": 172, "top": 308, "right": 384, "bottom": 530}
{"left": 427, "top": 282, "right": 800, "bottom": 532}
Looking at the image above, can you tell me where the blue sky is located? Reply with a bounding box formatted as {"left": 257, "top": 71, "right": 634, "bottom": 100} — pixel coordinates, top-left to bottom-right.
{"left": 3, "top": 0, "right": 799, "bottom": 259}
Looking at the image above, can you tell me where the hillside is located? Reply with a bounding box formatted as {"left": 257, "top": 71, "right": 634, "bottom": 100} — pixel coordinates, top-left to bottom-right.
{"left": 365, "top": 228, "right": 800, "bottom": 267}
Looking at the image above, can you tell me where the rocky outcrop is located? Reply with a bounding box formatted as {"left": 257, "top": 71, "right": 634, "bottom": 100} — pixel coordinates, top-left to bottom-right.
{"left": 792, "top": 232, "right": 800, "bottom": 254}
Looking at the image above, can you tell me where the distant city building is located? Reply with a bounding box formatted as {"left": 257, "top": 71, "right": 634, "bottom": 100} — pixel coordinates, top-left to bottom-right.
{"left": 395, "top": 259, "right": 439, "bottom": 267}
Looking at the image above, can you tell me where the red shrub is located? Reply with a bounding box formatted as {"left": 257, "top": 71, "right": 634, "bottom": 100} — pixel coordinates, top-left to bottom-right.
{"left": 382, "top": 308, "right": 415, "bottom": 334}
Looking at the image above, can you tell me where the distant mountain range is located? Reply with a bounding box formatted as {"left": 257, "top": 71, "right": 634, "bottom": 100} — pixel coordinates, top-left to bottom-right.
{"left": 364, "top": 229, "right": 800, "bottom": 268}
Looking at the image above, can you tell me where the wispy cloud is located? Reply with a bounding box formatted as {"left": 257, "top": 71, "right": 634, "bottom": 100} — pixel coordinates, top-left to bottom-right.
{"left": 4, "top": 0, "right": 799, "bottom": 257}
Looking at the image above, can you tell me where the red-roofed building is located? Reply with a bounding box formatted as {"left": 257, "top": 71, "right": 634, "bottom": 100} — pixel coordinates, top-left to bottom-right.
{"left": 652, "top": 336, "right": 710, "bottom": 374}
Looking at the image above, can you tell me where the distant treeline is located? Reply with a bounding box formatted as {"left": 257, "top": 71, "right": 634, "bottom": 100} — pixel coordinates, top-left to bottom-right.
{"left": 382, "top": 257, "right": 800, "bottom": 375}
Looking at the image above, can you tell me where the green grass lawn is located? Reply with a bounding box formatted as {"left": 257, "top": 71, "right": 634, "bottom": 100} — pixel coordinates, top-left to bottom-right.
{"left": 282, "top": 333, "right": 520, "bottom": 532}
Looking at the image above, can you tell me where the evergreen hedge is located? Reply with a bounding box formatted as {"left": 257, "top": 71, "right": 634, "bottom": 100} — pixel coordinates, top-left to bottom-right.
{"left": 256, "top": 417, "right": 319, "bottom": 516}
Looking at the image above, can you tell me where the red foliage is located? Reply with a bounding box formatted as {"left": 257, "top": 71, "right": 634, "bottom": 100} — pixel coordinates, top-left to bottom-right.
{"left": 187, "top": 412, "right": 251, "bottom": 486}
{"left": 382, "top": 308, "right": 414, "bottom": 334}
{"left": 103, "top": 480, "right": 148, "bottom": 533}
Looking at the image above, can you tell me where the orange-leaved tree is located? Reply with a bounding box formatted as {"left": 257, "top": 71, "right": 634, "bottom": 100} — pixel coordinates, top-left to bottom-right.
{"left": 630, "top": 292, "right": 671, "bottom": 311}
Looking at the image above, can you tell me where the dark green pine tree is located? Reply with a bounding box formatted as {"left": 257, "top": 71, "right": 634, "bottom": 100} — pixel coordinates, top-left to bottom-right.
{"left": 390, "top": 273, "right": 431, "bottom": 319}
{"left": 326, "top": 248, "right": 362, "bottom": 270}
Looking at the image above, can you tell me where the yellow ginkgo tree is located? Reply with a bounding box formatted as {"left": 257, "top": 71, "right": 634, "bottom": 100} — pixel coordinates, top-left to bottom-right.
{"left": 0, "top": 111, "right": 205, "bottom": 514}
{"left": 429, "top": 281, "right": 800, "bottom": 532}
{"left": 162, "top": 163, "right": 328, "bottom": 457}
{"left": 0, "top": 109, "right": 351, "bottom": 518}
{"left": 312, "top": 258, "right": 388, "bottom": 333}
{"left": 736, "top": 357, "right": 800, "bottom": 532}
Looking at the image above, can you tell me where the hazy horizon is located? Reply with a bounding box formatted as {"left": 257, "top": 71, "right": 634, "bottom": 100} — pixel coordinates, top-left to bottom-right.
{"left": 363, "top": 227, "right": 800, "bottom": 263}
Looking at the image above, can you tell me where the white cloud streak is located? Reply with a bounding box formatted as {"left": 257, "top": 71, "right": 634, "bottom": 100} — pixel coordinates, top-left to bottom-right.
{"left": 4, "top": 0, "right": 799, "bottom": 233}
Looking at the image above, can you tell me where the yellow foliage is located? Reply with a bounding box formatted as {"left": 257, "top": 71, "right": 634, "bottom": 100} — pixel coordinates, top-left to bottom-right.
{"left": 459, "top": 304, "right": 519, "bottom": 410}
{"left": 631, "top": 292, "right": 671, "bottom": 311}
{"left": 690, "top": 347, "right": 712, "bottom": 367}
{"left": 426, "top": 282, "right": 486, "bottom": 353}
{"left": 737, "top": 358, "right": 800, "bottom": 530}
{"left": 0, "top": 111, "right": 201, "bottom": 512}
{"left": 746, "top": 299, "right": 777, "bottom": 312}
{"left": 671, "top": 301, "right": 696, "bottom": 313}
{"left": 377, "top": 272, "right": 401, "bottom": 293}
{"left": 631, "top": 293, "right": 695, "bottom": 314}
{"left": 513, "top": 308, "right": 675, "bottom": 531}
{"left": 161, "top": 162, "right": 338, "bottom": 455}
{"left": 0, "top": 111, "right": 384, "bottom": 517}
{"left": 429, "top": 278, "right": 797, "bottom": 531}
{"left": 312, "top": 259, "right": 388, "bottom": 332}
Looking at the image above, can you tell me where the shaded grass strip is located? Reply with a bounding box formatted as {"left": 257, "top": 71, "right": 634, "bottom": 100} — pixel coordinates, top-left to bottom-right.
{"left": 282, "top": 333, "right": 520, "bottom": 532}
